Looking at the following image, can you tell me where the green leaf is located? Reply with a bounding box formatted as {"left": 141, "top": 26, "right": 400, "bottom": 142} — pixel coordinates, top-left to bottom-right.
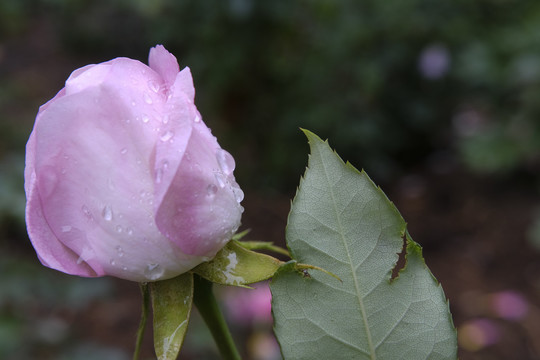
{"left": 150, "top": 273, "right": 194, "bottom": 360}
{"left": 270, "top": 130, "right": 457, "bottom": 360}
{"left": 193, "top": 240, "right": 282, "bottom": 286}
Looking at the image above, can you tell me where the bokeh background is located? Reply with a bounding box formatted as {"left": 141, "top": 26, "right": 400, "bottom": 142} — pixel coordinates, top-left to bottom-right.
{"left": 1, "top": 0, "right": 540, "bottom": 359}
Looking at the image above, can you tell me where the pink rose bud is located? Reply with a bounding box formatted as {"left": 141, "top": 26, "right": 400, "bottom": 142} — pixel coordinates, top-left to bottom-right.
{"left": 24, "top": 45, "right": 244, "bottom": 282}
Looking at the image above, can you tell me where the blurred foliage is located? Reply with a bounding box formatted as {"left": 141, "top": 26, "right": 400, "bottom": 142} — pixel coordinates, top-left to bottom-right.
{"left": 0, "top": 256, "right": 119, "bottom": 360}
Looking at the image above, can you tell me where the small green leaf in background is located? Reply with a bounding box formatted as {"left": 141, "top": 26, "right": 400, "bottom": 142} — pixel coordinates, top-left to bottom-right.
{"left": 193, "top": 240, "right": 283, "bottom": 287}
{"left": 271, "top": 130, "right": 457, "bottom": 360}
{"left": 150, "top": 273, "right": 194, "bottom": 360}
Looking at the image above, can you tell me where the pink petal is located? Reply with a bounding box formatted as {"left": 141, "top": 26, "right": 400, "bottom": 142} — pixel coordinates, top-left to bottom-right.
{"left": 175, "top": 67, "right": 196, "bottom": 102}
{"left": 154, "top": 119, "right": 242, "bottom": 257}
{"left": 148, "top": 45, "right": 180, "bottom": 90}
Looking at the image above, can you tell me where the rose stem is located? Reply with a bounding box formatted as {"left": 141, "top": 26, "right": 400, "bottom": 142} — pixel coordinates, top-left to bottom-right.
{"left": 193, "top": 274, "right": 241, "bottom": 360}
{"left": 133, "top": 282, "right": 150, "bottom": 360}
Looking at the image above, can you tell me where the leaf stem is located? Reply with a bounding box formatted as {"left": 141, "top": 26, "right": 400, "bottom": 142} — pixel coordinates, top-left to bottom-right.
{"left": 193, "top": 274, "right": 241, "bottom": 360}
{"left": 133, "top": 282, "right": 150, "bottom": 360}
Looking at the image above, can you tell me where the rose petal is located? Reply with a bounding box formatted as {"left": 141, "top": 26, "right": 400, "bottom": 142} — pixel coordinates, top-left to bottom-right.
{"left": 148, "top": 45, "right": 180, "bottom": 90}
{"left": 155, "top": 118, "right": 242, "bottom": 257}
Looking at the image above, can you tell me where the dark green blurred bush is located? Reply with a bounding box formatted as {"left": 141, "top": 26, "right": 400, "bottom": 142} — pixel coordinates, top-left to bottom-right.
{"left": 3, "top": 0, "right": 540, "bottom": 192}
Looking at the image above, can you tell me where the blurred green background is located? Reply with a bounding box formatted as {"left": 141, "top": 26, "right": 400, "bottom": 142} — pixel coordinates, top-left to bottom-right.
{"left": 1, "top": 0, "right": 540, "bottom": 359}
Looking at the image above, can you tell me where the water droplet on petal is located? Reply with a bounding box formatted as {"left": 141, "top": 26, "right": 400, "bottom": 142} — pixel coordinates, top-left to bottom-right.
{"left": 162, "top": 115, "right": 169, "bottom": 124}
{"left": 61, "top": 225, "right": 72, "bottom": 233}
{"left": 194, "top": 115, "right": 201, "bottom": 123}
{"left": 207, "top": 184, "right": 218, "bottom": 197}
{"left": 142, "top": 114, "right": 150, "bottom": 123}
{"left": 144, "top": 93, "right": 153, "bottom": 104}
{"left": 214, "top": 172, "right": 227, "bottom": 188}
{"left": 233, "top": 187, "right": 244, "bottom": 203}
{"left": 230, "top": 180, "right": 244, "bottom": 203}
{"left": 126, "top": 227, "right": 133, "bottom": 236}
{"left": 110, "top": 259, "right": 116, "bottom": 266}
{"left": 116, "top": 225, "right": 123, "bottom": 233}
{"left": 216, "top": 149, "right": 235, "bottom": 175}
{"left": 155, "top": 160, "right": 168, "bottom": 184}
{"left": 131, "top": 100, "right": 137, "bottom": 107}
{"left": 102, "top": 205, "right": 113, "bottom": 221}
{"left": 144, "top": 263, "right": 164, "bottom": 281}
{"left": 160, "top": 131, "right": 174, "bottom": 142}
{"left": 120, "top": 148, "right": 128, "bottom": 155}
{"left": 81, "top": 205, "right": 93, "bottom": 220}
{"left": 115, "top": 245, "right": 124, "bottom": 257}
{"left": 148, "top": 80, "right": 160, "bottom": 93}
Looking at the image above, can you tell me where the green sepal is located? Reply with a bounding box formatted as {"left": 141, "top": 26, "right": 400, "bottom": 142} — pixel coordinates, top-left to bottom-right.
{"left": 192, "top": 240, "right": 283, "bottom": 287}
{"left": 150, "top": 273, "right": 194, "bottom": 360}
{"left": 237, "top": 240, "right": 291, "bottom": 257}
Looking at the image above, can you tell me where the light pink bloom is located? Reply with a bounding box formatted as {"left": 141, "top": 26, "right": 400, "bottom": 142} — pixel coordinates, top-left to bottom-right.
{"left": 224, "top": 283, "right": 272, "bottom": 326}
{"left": 25, "top": 45, "right": 243, "bottom": 282}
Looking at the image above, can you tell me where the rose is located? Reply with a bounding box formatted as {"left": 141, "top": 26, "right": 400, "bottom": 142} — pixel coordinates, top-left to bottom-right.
{"left": 24, "top": 45, "right": 244, "bottom": 282}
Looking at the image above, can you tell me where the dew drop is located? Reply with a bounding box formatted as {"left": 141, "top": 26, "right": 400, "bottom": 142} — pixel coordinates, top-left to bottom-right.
{"left": 61, "top": 225, "right": 72, "bottom": 233}
{"left": 101, "top": 205, "right": 113, "bottom": 221}
{"left": 206, "top": 184, "right": 218, "bottom": 197}
{"left": 120, "top": 148, "right": 128, "bottom": 155}
{"left": 144, "top": 263, "right": 164, "bottom": 281}
{"left": 116, "top": 225, "right": 123, "bottom": 233}
{"left": 81, "top": 205, "right": 93, "bottom": 220}
{"left": 233, "top": 187, "right": 244, "bottom": 203}
{"left": 142, "top": 114, "right": 150, "bottom": 123}
{"left": 126, "top": 227, "right": 133, "bottom": 236}
{"left": 214, "top": 172, "right": 227, "bottom": 188}
{"left": 131, "top": 100, "right": 137, "bottom": 107}
{"left": 144, "top": 93, "right": 153, "bottom": 104}
{"left": 155, "top": 169, "right": 163, "bottom": 184}
{"left": 110, "top": 259, "right": 116, "bottom": 266}
{"left": 162, "top": 115, "right": 169, "bottom": 124}
{"left": 194, "top": 115, "right": 201, "bottom": 123}
{"left": 160, "top": 131, "right": 174, "bottom": 142}
{"left": 115, "top": 245, "right": 124, "bottom": 257}
{"left": 148, "top": 80, "right": 160, "bottom": 93}
{"left": 122, "top": 266, "right": 128, "bottom": 271}
{"left": 230, "top": 180, "right": 244, "bottom": 203}
{"left": 216, "top": 149, "right": 235, "bottom": 175}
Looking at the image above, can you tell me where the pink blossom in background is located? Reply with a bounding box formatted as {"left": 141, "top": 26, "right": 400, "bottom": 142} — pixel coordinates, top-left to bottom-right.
{"left": 223, "top": 282, "right": 273, "bottom": 326}
{"left": 490, "top": 290, "right": 529, "bottom": 321}
{"left": 24, "top": 45, "right": 244, "bottom": 282}
{"left": 458, "top": 318, "right": 500, "bottom": 351}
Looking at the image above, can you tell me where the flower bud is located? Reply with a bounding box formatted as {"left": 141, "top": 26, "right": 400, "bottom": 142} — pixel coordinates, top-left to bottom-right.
{"left": 24, "top": 45, "right": 243, "bottom": 282}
